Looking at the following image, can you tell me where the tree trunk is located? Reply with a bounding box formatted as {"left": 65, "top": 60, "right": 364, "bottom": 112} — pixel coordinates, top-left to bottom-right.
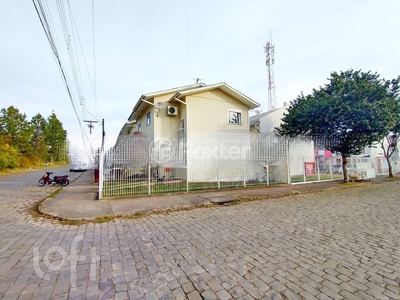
{"left": 382, "top": 142, "right": 394, "bottom": 177}
{"left": 341, "top": 153, "right": 348, "bottom": 183}
{"left": 386, "top": 155, "right": 393, "bottom": 177}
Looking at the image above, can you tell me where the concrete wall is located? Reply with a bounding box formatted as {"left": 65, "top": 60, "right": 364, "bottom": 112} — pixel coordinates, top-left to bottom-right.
{"left": 288, "top": 140, "right": 315, "bottom": 176}
{"left": 186, "top": 90, "right": 250, "bottom": 137}
{"left": 184, "top": 89, "right": 251, "bottom": 182}
{"left": 259, "top": 104, "right": 289, "bottom": 134}
{"left": 257, "top": 104, "right": 314, "bottom": 176}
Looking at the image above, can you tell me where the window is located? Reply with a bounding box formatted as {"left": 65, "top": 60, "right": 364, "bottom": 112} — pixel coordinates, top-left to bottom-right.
{"left": 137, "top": 123, "right": 142, "bottom": 132}
{"left": 146, "top": 111, "right": 151, "bottom": 126}
{"left": 228, "top": 110, "right": 242, "bottom": 125}
{"left": 179, "top": 119, "right": 185, "bottom": 130}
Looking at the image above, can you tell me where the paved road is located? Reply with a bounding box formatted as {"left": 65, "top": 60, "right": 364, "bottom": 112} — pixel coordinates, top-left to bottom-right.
{"left": 0, "top": 168, "right": 399, "bottom": 300}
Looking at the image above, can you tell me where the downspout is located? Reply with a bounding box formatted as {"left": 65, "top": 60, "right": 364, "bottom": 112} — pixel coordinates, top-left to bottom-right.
{"left": 173, "top": 96, "right": 189, "bottom": 192}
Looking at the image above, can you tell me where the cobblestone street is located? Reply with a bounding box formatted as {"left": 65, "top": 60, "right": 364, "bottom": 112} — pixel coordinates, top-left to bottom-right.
{"left": 0, "top": 167, "right": 399, "bottom": 299}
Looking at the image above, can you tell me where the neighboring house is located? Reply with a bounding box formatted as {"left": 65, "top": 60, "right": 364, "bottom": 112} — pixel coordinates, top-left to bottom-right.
{"left": 250, "top": 102, "right": 315, "bottom": 177}
{"left": 250, "top": 103, "right": 389, "bottom": 178}
{"left": 249, "top": 102, "right": 289, "bottom": 134}
{"left": 363, "top": 140, "right": 399, "bottom": 175}
{"left": 114, "top": 82, "right": 260, "bottom": 182}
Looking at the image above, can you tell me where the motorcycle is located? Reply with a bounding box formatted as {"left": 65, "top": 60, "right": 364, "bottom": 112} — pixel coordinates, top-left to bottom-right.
{"left": 38, "top": 171, "right": 70, "bottom": 187}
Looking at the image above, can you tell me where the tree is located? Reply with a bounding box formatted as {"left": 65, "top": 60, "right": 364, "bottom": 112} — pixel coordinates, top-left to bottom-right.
{"left": 0, "top": 107, "right": 68, "bottom": 170}
{"left": 275, "top": 70, "right": 400, "bottom": 182}
{"left": 0, "top": 142, "right": 18, "bottom": 169}
{"left": 45, "top": 111, "right": 67, "bottom": 163}
{"left": 30, "top": 113, "right": 49, "bottom": 163}
{"left": 380, "top": 125, "right": 400, "bottom": 177}
{"left": 0, "top": 106, "right": 33, "bottom": 162}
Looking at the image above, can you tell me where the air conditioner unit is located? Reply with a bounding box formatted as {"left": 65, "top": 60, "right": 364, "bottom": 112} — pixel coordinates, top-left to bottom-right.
{"left": 167, "top": 106, "right": 178, "bottom": 116}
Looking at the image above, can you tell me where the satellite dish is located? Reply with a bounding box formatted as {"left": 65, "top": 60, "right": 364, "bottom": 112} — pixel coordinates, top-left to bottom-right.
{"left": 154, "top": 102, "right": 165, "bottom": 109}
{"left": 154, "top": 102, "right": 165, "bottom": 117}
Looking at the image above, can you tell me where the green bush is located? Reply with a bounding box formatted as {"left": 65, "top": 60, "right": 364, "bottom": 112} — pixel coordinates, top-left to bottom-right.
{"left": 0, "top": 144, "right": 18, "bottom": 170}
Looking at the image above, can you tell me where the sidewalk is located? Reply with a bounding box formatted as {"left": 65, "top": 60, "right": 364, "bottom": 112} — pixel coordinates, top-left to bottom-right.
{"left": 39, "top": 169, "right": 390, "bottom": 220}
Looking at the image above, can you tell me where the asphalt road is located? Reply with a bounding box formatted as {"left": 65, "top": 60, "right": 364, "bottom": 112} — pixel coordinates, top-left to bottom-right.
{"left": 0, "top": 167, "right": 399, "bottom": 299}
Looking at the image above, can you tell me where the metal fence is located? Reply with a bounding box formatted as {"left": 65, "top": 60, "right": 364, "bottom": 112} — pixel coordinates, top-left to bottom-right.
{"left": 101, "top": 133, "right": 294, "bottom": 197}
{"left": 290, "top": 153, "right": 400, "bottom": 184}
{"left": 372, "top": 156, "right": 400, "bottom": 175}
{"left": 99, "top": 133, "right": 400, "bottom": 197}
{"left": 68, "top": 142, "right": 99, "bottom": 171}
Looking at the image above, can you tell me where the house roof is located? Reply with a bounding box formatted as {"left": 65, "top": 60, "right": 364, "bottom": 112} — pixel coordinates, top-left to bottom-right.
{"left": 142, "top": 83, "right": 205, "bottom": 99}
{"left": 128, "top": 82, "right": 260, "bottom": 122}
{"left": 117, "top": 120, "right": 136, "bottom": 137}
{"left": 249, "top": 110, "right": 273, "bottom": 127}
{"left": 250, "top": 103, "right": 291, "bottom": 128}
{"left": 128, "top": 83, "right": 205, "bottom": 121}
{"left": 169, "top": 82, "right": 260, "bottom": 109}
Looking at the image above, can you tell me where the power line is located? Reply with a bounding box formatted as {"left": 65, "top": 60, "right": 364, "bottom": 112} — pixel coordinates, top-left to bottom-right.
{"left": 62, "top": 0, "right": 100, "bottom": 121}
{"left": 69, "top": 1, "right": 100, "bottom": 120}
{"left": 33, "top": 0, "right": 102, "bottom": 145}
{"left": 32, "top": 0, "right": 88, "bottom": 142}
{"left": 56, "top": 0, "right": 84, "bottom": 110}
{"left": 67, "top": 0, "right": 86, "bottom": 109}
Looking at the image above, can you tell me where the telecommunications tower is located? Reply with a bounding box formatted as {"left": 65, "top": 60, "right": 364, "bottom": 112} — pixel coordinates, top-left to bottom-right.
{"left": 264, "top": 34, "right": 276, "bottom": 111}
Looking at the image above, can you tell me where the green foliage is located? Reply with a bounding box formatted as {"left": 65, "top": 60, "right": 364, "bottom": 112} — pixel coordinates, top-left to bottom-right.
{"left": 30, "top": 113, "right": 49, "bottom": 163}
{"left": 0, "top": 106, "right": 33, "bottom": 155}
{"left": 276, "top": 70, "right": 400, "bottom": 155}
{"left": 0, "top": 143, "right": 18, "bottom": 169}
{"left": 275, "top": 69, "right": 400, "bottom": 182}
{"left": 45, "top": 112, "right": 67, "bottom": 163}
{"left": 0, "top": 107, "right": 68, "bottom": 170}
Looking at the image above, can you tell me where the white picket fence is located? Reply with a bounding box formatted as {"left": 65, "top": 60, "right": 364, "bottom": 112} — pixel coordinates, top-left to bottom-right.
{"left": 96, "top": 133, "right": 399, "bottom": 197}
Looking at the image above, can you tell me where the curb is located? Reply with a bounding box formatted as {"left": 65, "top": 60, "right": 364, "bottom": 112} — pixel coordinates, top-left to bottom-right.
{"left": 35, "top": 179, "right": 386, "bottom": 223}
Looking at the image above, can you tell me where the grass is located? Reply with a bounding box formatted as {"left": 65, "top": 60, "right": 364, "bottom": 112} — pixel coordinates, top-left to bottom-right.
{"left": 33, "top": 202, "right": 214, "bottom": 225}
{"left": 47, "top": 188, "right": 63, "bottom": 198}
{"left": 101, "top": 180, "right": 286, "bottom": 198}
{"left": 291, "top": 173, "right": 343, "bottom": 182}
{"left": 384, "top": 176, "right": 400, "bottom": 181}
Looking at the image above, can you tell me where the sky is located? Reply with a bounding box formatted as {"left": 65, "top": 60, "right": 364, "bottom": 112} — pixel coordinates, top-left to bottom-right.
{"left": 1, "top": 0, "right": 400, "bottom": 148}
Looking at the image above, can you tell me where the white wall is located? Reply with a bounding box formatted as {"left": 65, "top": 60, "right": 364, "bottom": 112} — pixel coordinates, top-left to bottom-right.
{"left": 258, "top": 103, "right": 314, "bottom": 176}
{"left": 259, "top": 104, "right": 289, "bottom": 134}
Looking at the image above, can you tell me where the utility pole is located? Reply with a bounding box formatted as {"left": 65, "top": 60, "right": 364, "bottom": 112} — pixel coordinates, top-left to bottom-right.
{"left": 101, "top": 118, "right": 105, "bottom": 151}
{"left": 83, "top": 119, "right": 105, "bottom": 198}
{"left": 83, "top": 119, "right": 104, "bottom": 148}
{"left": 84, "top": 120, "right": 98, "bottom": 134}
{"left": 264, "top": 31, "right": 276, "bottom": 111}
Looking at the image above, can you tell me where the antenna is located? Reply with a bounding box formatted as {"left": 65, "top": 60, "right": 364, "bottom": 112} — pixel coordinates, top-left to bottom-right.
{"left": 264, "top": 30, "right": 276, "bottom": 111}
{"left": 193, "top": 77, "right": 203, "bottom": 84}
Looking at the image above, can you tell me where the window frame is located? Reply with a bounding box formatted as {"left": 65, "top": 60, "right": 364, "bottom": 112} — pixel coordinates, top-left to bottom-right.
{"left": 146, "top": 111, "right": 151, "bottom": 126}
{"left": 179, "top": 119, "right": 185, "bottom": 130}
{"left": 228, "top": 109, "right": 242, "bottom": 125}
